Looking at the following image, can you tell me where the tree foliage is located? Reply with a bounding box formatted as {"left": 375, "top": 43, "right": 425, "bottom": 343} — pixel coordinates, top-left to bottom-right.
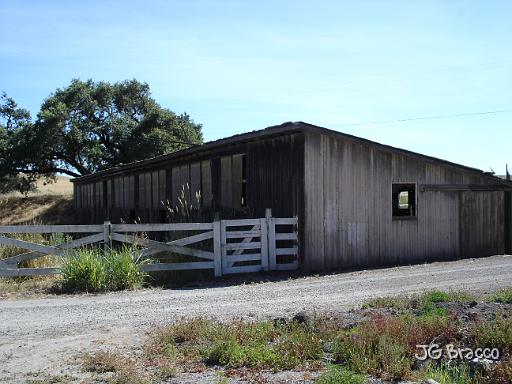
{"left": 0, "top": 93, "right": 42, "bottom": 194}
{"left": 33, "top": 79, "right": 203, "bottom": 177}
{"left": 0, "top": 79, "right": 203, "bottom": 192}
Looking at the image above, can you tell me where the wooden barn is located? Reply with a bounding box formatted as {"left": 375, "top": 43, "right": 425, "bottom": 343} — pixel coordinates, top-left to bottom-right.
{"left": 72, "top": 122, "right": 512, "bottom": 271}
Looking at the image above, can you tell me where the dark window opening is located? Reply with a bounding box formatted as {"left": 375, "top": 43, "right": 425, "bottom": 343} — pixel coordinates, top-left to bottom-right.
{"left": 102, "top": 180, "right": 108, "bottom": 209}
{"left": 392, "top": 183, "right": 416, "bottom": 218}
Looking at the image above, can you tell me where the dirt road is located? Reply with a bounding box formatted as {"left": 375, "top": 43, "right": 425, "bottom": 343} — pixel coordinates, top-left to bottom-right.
{"left": 1, "top": 254, "right": 511, "bottom": 382}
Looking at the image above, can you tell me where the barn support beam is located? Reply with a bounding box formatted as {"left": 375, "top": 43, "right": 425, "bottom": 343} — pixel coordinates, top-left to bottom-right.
{"left": 420, "top": 184, "right": 512, "bottom": 192}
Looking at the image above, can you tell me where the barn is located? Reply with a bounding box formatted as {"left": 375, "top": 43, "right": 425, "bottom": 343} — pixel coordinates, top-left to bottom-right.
{"left": 72, "top": 122, "right": 512, "bottom": 271}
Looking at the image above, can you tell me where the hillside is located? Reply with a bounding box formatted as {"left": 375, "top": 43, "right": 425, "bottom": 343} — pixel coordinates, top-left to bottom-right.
{"left": 0, "top": 176, "right": 74, "bottom": 225}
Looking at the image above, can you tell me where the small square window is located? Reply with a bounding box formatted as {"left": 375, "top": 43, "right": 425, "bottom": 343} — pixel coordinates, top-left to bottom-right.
{"left": 392, "top": 183, "right": 416, "bottom": 218}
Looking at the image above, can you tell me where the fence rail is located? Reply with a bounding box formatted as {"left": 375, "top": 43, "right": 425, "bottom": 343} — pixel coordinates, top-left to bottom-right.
{"left": 0, "top": 209, "right": 298, "bottom": 277}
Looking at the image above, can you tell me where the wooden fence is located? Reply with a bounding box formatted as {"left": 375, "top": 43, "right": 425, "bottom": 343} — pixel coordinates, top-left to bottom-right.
{"left": 0, "top": 209, "right": 298, "bottom": 277}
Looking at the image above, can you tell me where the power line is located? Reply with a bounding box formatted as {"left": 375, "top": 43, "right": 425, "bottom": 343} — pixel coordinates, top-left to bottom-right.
{"left": 329, "top": 109, "right": 512, "bottom": 128}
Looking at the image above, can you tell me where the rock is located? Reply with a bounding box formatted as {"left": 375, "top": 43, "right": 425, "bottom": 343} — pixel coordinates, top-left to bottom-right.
{"left": 424, "top": 379, "right": 440, "bottom": 384}
{"left": 413, "top": 358, "right": 430, "bottom": 371}
{"left": 323, "top": 341, "right": 334, "bottom": 353}
{"left": 273, "top": 317, "right": 288, "bottom": 326}
{"left": 469, "top": 358, "right": 494, "bottom": 374}
{"left": 292, "top": 311, "right": 314, "bottom": 327}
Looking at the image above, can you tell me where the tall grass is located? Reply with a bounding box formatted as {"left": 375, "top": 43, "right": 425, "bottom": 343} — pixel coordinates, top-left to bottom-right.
{"left": 60, "top": 246, "right": 145, "bottom": 292}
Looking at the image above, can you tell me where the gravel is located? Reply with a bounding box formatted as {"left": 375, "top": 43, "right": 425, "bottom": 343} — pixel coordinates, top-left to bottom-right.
{"left": 0, "top": 254, "right": 511, "bottom": 382}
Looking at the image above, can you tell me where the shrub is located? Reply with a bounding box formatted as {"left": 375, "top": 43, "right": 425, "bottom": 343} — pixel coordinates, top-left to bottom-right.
{"left": 60, "top": 247, "right": 144, "bottom": 292}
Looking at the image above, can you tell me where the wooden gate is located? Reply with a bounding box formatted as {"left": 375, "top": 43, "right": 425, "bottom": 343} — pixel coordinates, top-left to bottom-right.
{"left": 220, "top": 214, "right": 298, "bottom": 274}
{"left": 0, "top": 210, "right": 298, "bottom": 277}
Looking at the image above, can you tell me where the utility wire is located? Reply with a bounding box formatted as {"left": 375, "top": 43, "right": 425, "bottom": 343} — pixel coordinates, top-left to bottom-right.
{"left": 329, "top": 109, "right": 512, "bottom": 128}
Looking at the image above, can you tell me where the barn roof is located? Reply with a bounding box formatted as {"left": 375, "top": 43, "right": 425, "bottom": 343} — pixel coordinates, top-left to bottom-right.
{"left": 72, "top": 121, "right": 506, "bottom": 183}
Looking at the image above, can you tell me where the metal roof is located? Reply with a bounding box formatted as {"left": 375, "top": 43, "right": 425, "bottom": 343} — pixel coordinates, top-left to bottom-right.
{"left": 72, "top": 121, "right": 506, "bottom": 184}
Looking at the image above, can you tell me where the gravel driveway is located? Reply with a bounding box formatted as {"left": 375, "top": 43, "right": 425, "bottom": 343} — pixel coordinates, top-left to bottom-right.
{"left": 1, "top": 254, "right": 511, "bottom": 382}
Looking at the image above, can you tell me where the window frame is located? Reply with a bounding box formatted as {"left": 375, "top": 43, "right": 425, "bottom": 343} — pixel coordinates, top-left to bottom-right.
{"left": 392, "top": 182, "right": 417, "bottom": 220}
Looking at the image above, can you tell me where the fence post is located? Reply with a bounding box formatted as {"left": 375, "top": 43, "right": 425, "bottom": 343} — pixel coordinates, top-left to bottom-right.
{"left": 266, "top": 208, "right": 276, "bottom": 270}
{"left": 260, "top": 216, "right": 269, "bottom": 271}
{"left": 103, "top": 221, "right": 111, "bottom": 256}
{"left": 213, "top": 218, "right": 222, "bottom": 277}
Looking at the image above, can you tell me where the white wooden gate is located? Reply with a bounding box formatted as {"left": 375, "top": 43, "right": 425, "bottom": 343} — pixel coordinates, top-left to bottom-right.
{"left": 220, "top": 213, "right": 298, "bottom": 274}
{"left": 0, "top": 209, "right": 298, "bottom": 277}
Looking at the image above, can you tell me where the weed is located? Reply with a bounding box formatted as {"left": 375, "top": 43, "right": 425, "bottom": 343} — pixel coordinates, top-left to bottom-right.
{"left": 362, "top": 296, "right": 411, "bottom": 311}
{"left": 149, "top": 318, "right": 323, "bottom": 371}
{"left": 363, "top": 290, "right": 474, "bottom": 316}
{"left": 470, "top": 313, "right": 512, "bottom": 351}
{"left": 82, "top": 351, "right": 148, "bottom": 384}
{"left": 333, "top": 313, "right": 452, "bottom": 379}
{"left": 82, "top": 351, "right": 130, "bottom": 373}
{"left": 315, "top": 365, "right": 365, "bottom": 384}
{"left": 156, "top": 365, "right": 177, "bottom": 380}
{"left": 107, "top": 370, "right": 148, "bottom": 384}
{"left": 486, "top": 357, "right": 512, "bottom": 384}
{"left": 489, "top": 288, "right": 512, "bottom": 304}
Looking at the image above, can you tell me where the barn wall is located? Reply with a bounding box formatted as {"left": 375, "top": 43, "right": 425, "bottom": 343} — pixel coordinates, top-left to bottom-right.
{"left": 303, "top": 132, "right": 505, "bottom": 271}
{"left": 73, "top": 133, "right": 305, "bottom": 230}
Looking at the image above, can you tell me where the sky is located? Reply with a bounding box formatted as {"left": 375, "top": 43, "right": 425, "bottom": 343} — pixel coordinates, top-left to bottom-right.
{"left": 1, "top": 0, "right": 511, "bottom": 173}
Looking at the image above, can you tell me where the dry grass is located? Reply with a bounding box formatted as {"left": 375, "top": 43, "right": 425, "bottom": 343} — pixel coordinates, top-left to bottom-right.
{"left": 1, "top": 176, "right": 73, "bottom": 198}
{"left": 0, "top": 195, "right": 74, "bottom": 225}
{"left": 0, "top": 175, "right": 74, "bottom": 225}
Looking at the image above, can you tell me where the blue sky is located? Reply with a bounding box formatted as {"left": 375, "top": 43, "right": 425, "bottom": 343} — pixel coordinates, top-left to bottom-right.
{"left": 1, "top": 0, "right": 511, "bottom": 173}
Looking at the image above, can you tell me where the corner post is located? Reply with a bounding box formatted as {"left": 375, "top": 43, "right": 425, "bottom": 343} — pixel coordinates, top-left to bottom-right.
{"left": 266, "top": 208, "right": 276, "bottom": 270}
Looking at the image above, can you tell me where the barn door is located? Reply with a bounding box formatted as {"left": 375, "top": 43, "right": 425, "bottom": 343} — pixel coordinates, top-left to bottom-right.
{"left": 460, "top": 191, "right": 505, "bottom": 258}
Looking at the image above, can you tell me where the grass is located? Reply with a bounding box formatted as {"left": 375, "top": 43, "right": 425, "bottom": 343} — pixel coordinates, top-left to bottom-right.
{"left": 72, "top": 287, "right": 512, "bottom": 383}
{"left": 60, "top": 246, "right": 146, "bottom": 293}
{"left": 145, "top": 311, "right": 458, "bottom": 380}
{"left": 422, "top": 363, "right": 475, "bottom": 384}
{"left": 363, "top": 289, "right": 476, "bottom": 316}
{"left": 333, "top": 312, "right": 454, "bottom": 380}
{"left": 147, "top": 318, "right": 324, "bottom": 371}
{"left": 489, "top": 288, "right": 512, "bottom": 304}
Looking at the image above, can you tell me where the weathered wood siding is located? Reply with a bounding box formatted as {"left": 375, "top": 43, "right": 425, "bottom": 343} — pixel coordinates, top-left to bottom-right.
{"left": 73, "top": 127, "right": 506, "bottom": 272}
{"left": 73, "top": 133, "right": 305, "bottom": 231}
{"left": 303, "top": 132, "right": 505, "bottom": 271}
